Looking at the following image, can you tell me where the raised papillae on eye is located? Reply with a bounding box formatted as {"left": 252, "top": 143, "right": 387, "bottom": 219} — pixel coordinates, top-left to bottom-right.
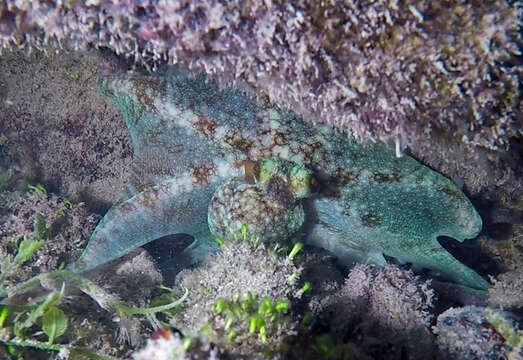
{"left": 256, "top": 158, "right": 315, "bottom": 199}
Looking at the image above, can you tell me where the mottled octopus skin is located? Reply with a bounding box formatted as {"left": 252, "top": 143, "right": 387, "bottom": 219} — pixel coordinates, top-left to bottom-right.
{"left": 70, "top": 66, "right": 488, "bottom": 290}
{"left": 208, "top": 158, "right": 313, "bottom": 244}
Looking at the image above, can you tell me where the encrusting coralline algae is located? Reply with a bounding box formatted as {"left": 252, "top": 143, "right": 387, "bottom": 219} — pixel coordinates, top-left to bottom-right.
{"left": 0, "top": 189, "right": 99, "bottom": 279}
{"left": 1, "top": 0, "right": 521, "bottom": 150}
{"left": 434, "top": 306, "right": 523, "bottom": 359}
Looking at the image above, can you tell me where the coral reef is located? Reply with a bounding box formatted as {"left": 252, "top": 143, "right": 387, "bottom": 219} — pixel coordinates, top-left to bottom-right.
{"left": 1, "top": 38, "right": 519, "bottom": 304}
{"left": 1, "top": 0, "right": 520, "bottom": 150}
{"left": 312, "top": 264, "right": 436, "bottom": 359}
{"left": 0, "top": 2, "right": 521, "bottom": 358}
{"left": 434, "top": 306, "right": 522, "bottom": 359}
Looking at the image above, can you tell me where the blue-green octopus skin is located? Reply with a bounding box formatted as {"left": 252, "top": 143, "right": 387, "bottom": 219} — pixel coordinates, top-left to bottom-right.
{"left": 70, "top": 66, "right": 488, "bottom": 290}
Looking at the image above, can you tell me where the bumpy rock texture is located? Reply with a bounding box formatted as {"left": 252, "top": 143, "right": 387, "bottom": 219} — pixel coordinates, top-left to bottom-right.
{"left": 133, "top": 331, "right": 225, "bottom": 360}
{"left": 488, "top": 269, "right": 523, "bottom": 310}
{"left": 312, "top": 264, "right": 437, "bottom": 360}
{"left": 0, "top": 190, "right": 151, "bottom": 358}
{"left": 434, "top": 306, "right": 522, "bottom": 360}
{"left": 1, "top": 0, "right": 521, "bottom": 150}
{"left": 171, "top": 238, "right": 302, "bottom": 357}
{"left": 0, "top": 190, "right": 99, "bottom": 280}
{"left": 0, "top": 50, "right": 132, "bottom": 210}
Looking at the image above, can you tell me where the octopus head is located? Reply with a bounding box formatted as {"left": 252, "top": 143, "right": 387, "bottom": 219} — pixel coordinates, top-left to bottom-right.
{"left": 257, "top": 158, "right": 316, "bottom": 199}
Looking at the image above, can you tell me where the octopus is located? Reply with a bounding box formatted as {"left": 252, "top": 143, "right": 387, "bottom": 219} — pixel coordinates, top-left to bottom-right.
{"left": 69, "top": 66, "right": 489, "bottom": 290}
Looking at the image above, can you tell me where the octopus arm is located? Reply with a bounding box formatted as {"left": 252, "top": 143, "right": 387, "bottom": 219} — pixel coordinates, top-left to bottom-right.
{"left": 69, "top": 178, "right": 221, "bottom": 273}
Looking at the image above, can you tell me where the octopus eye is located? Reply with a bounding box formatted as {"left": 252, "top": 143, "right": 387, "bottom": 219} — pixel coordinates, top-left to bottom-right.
{"left": 243, "top": 159, "right": 259, "bottom": 184}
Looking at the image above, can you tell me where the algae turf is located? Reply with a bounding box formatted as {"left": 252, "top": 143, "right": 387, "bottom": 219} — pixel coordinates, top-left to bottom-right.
{"left": 0, "top": 189, "right": 170, "bottom": 359}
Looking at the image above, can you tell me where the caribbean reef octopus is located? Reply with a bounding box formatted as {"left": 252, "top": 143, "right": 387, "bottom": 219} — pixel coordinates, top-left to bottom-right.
{"left": 69, "top": 66, "right": 489, "bottom": 290}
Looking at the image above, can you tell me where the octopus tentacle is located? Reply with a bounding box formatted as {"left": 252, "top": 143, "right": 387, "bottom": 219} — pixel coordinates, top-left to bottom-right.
{"left": 69, "top": 177, "right": 227, "bottom": 273}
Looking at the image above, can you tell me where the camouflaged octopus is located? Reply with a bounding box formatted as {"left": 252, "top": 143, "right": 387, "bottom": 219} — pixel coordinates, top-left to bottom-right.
{"left": 69, "top": 66, "right": 489, "bottom": 290}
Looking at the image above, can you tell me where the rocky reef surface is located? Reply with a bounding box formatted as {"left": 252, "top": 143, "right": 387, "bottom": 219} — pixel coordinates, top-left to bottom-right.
{"left": 0, "top": 1, "right": 521, "bottom": 359}
{"left": 0, "top": 45, "right": 520, "bottom": 360}
{"left": 1, "top": 0, "right": 521, "bottom": 150}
